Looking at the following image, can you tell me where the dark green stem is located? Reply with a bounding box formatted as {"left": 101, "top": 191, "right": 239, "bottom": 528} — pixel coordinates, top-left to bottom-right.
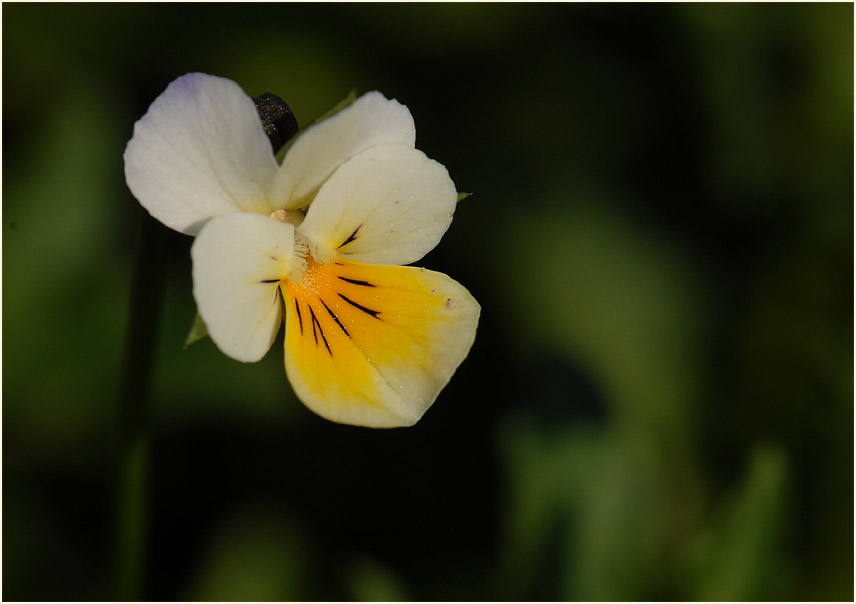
{"left": 115, "top": 211, "right": 167, "bottom": 600}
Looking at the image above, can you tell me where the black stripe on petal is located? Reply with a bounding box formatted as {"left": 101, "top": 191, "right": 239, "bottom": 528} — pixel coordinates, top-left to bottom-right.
{"left": 338, "top": 276, "right": 375, "bottom": 287}
{"left": 337, "top": 225, "right": 362, "bottom": 249}
{"left": 294, "top": 299, "right": 304, "bottom": 335}
{"left": 338, "top": 294, "right": 381, "bottom": 319}
{"left": 309, "top": 306, "right": 332, "bottom": 355}
{"left": 320, "top": 299, "right": 350, "bottom": 338}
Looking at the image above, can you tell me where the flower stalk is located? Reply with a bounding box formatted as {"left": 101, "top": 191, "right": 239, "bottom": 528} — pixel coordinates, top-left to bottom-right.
{"left": 114, "top": 211, "right": 167, "bottom": 600}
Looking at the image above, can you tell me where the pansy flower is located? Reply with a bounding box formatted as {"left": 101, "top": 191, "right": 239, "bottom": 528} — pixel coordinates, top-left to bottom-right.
{"left": 123, "top": 73, "right": 479, "bottom": 427}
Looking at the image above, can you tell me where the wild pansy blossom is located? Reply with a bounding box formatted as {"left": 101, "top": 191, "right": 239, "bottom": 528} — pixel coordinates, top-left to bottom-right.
{"left": 123, "top": 73, "right": 479, "bottom": 427}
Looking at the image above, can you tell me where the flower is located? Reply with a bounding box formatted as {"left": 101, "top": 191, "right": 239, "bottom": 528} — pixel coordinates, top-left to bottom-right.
{"left": 124, "top": 73, "right": 479, "bottom": 428}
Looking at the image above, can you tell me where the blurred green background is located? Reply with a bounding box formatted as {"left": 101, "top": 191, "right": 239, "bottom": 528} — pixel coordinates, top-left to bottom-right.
{"left": 3, "top": 3, "right": 853, "bottom": 601}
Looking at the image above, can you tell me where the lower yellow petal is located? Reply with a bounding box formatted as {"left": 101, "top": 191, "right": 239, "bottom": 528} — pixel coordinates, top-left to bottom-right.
{"left": 282, "top": 259, "right": 479, "bottom": 427}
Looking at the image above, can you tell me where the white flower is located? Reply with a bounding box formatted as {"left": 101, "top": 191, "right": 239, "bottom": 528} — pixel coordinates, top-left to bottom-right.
{"left": 124, "top": 73, "right": 480, "bottom": 428}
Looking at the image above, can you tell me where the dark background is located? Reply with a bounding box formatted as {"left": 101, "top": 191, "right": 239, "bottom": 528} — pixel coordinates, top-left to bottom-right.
{"left": 3, "top": 3, "right": 853, "bottom": 601}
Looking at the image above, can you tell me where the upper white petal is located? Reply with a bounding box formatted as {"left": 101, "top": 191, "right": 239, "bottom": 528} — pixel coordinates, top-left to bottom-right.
{"left": 191, "top": 213, "right": 303, "bottom": 363}
{"left": 297, "top": 144, "right": 457, "bottom": 266}
{"left": 124, "top": 73, "right": 283, "bottom": 235}
{"left": 275, "top": 91, "right": 416, "bottom": 210}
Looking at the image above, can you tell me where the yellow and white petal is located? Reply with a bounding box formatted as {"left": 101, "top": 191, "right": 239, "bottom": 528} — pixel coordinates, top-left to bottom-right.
{"left": 191, "top": 213, "right": 305, "bottom": 363}
{"left": 296, "top": 144, "right": 457, "bottom": 266}
{"left": 276, "top": 92, "right": 416, "bottom": 210}
{"left": 124, "top": 73, "right": 283, "bottom": 235}
{"left": 282, "top": 259, "right": 479, "bottom": 428}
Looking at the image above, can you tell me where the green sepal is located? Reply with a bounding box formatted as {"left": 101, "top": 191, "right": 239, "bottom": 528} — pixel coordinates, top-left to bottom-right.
{"left": 183, "top": 311, "right": 209, "bottom": 348}
{"left": 457, "top": 192, "right": 472, "bottom": 203}
{"left": 276, "top": 89, "right": 359, "bottom": 162}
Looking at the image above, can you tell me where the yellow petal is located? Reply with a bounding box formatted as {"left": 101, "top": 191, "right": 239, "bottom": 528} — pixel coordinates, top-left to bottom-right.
{"left": 282, "top": 259, "right": 479, "bottom": 427}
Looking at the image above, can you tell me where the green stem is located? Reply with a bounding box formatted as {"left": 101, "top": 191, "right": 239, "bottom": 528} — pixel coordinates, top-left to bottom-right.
{"left": 115, "top": 211, "right": 166, "bottom": 600}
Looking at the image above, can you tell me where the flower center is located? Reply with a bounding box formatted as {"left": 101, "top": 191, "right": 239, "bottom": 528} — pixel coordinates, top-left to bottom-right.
{"left": 285, "top": 257, "right": 325, "bottom": 298}
{"left": 266, "top": 208, "right": 314, "bottom": 283}
{"left": 269, "top": 208, "right": 305, "bottom": 227}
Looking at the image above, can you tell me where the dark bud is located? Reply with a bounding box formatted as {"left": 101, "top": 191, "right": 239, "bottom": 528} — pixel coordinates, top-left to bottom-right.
{"left": 252, "top": 93, "right": 299, "bottom": 155}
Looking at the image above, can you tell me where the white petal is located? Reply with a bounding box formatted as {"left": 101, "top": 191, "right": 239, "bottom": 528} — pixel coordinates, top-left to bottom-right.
{"left": 297, "top": 144, "right": 457, "bottom": 266}
{"left": 282, "top": 260, "right": 480, "bottom": 427}
{"left": 276, "top": 91, "right": 416, "bottom": 209}
{"left": 124, "top": 73, "right": 282, "bottom": 235}
{"left": 191, "top": 213, "right": 305, "bottom": 362}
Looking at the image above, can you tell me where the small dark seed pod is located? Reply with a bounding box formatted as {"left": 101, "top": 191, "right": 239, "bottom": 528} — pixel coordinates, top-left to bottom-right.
{"left": 252, "top": 93, "right": 299, "bottom": 155}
